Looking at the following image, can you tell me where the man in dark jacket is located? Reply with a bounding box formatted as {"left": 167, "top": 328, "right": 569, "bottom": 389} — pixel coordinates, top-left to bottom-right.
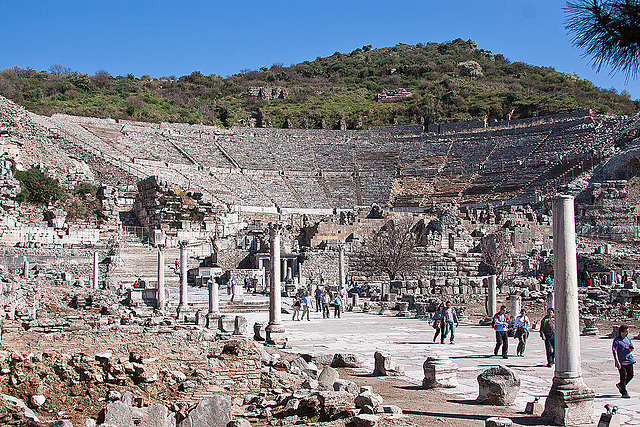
{"left": 540, "top": 308, "right": 555, "bottom": 367}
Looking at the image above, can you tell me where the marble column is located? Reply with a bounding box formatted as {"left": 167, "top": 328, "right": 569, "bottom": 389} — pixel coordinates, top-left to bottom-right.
{"left": 177, "top": 241, "right": 188, "bottom": 317}
{"left": 206, "top": 279, "right": 220, "bottom": 328}
{"left": 542, "top": 195, "right": 594, "bottom": 426}
{"left": 266, "top": 223, "right": 285, "bottom": 345}
{"left": 546, "top": 291, "right": 555, "bottom": 310}
{"left": 486, "top": 275, "right": 497, "bottom": 316}
{"left": 338, "top": 245, "right": 345, "bottom": 289}
{"left": 92, "top": 252, "right": 99, "bottom": 289}
{"left": 156, "top": 248, "right": 165, "bottom": 312}
{"left": 510, "top": 295, "right": 521, "bottom": 319}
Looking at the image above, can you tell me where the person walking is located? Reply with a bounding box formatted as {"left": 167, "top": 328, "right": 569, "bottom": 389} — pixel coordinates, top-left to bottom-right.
{"left": 322, "top": 290, "right": 331, "bottom": 319}
{"left": 432, "top": 304, "right": 445, "bottom": 343}
{"left": 314, "top": 286, "right": 323, "bottom": 312}
{"left": 442, "top": 301, "right": 459, "bottom": 344}
{"left": 301, "top": 291, "right": 313, "bottom": 321}
{"left": 291, "top": 294, "right": 302, "bottom": 321}
{"left": 514, "top": 308, "right": 530, "bottom": 356}
{"left": 540, "top": 308, "right": 555, "bottom": 367}
{"left": 613, "top": 324, "right": 635, "bottom": 398}
{"left": 333, "top": 293, "right": 342, "bottom": 318}
{"left": 493, "top": 305, "right": 510, "bottom": 359}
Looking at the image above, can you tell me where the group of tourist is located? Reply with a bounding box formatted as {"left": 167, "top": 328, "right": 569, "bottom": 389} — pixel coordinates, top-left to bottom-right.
{"left": 431, "top": 301, "right": 459, "bottom": 344}
{"left": 488, "top": 306, "right": 554, "bottom": 363}
{"left": 291, "top": 287, "right": 347, "bottom": 320}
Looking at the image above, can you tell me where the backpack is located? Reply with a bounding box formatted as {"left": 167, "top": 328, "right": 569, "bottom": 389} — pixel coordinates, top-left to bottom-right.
{"left": 492, "top": 313, "right": 508, "bottom": 329}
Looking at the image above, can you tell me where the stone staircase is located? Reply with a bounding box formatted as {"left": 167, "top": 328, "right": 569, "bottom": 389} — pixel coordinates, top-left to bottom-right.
{"left": 108, "top": 242, "right": 181, "bottom": 287}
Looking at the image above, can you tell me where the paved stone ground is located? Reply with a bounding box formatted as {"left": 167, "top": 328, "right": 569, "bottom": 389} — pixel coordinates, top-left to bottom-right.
{"left": 237, "top": 306, "right": 640, "bottom": 426}
{"left": 173, "top": 286, "right": 638, "bottom": 425}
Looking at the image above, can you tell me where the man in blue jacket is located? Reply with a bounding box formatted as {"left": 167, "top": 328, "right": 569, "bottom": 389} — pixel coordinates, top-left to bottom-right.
{"left": 613, "top": 324, "right": 635, "bottom": 398}
{"left": 493, "top": 305, "right": 509, "bottom": 359}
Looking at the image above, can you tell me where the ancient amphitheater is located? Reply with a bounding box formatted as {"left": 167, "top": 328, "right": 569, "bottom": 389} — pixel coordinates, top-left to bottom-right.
{"left": 3, "top": 94, "right": 634, "bottom": 214}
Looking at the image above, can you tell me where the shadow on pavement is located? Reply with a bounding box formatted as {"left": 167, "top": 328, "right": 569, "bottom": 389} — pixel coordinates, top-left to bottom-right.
{"left": 406, "top": 406, "right": 545, "bottom": 426}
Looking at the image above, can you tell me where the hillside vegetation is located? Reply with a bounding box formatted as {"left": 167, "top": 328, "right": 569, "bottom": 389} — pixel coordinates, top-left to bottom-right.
{"left": 0, "top": 39, "right": 637, "bottom": 129}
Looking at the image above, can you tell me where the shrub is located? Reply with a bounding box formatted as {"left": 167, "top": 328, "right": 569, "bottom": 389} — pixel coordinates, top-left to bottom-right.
{"left": 457, "top": 60, "right": 484, "bottom": 77}
{"left": 14, "top": 167, "right": 65, "bottom": 204}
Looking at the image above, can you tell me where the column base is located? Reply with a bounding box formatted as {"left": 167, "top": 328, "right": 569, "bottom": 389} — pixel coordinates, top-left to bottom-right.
{"left": 542, "top": 376, "right": 594, "bottom": 426}
{"left": 265, "top": 323, "right": 286, "bottom": 345}
{"left": 176, "top": 304, "right": 188, "bottom": 321}
{"left": 206, "top": 312, "right": 221, "bottom": 329}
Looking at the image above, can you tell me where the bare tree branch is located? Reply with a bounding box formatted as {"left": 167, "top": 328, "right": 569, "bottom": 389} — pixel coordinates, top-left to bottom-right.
{"left": 357, "top": 216, "right": 421, "bottom": 280}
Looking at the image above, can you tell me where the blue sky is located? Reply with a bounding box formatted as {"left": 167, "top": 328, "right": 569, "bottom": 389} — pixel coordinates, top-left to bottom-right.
{"left": 1, "top": 0, "right": 638, "bottom": 99}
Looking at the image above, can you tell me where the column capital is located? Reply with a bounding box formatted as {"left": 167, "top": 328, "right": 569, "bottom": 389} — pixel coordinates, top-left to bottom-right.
{"left": 178, "top": 240, "right": 189, "bottom": 248}
{"left": 268, "top": 222, "right": 283, "bottom": 236}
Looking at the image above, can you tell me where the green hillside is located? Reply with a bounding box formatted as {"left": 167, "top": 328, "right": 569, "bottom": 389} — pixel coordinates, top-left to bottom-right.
{"left": 1, "top": 39, "right": 637, "bottom": 128}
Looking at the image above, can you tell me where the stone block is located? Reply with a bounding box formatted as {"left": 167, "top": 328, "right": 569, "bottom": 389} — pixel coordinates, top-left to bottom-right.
{"left": 524, "top": 400, "right": 543, "bottom": 415}
{"left": 100, "top": 401, "right": 134, "bottom": 427}
{"left": 373, "top": 351, "right": 404, "bottom": 376}
{"left": 333, "top": 379, "right": 359, "bottom": 395}
{"left": 233, "top": 316, "right": 248, "bottom": 335}
{"left": 376, "top": 405, "right": 403, "bottom": 415}
{"left": 315, "top": 391, "right": 354, "bottom": 419}
{"left": 353, "top": 413, "right": 379, "bottom": 427}
{"left": 253, "top": 322, "right": 266, "bottom": 341}
{"left": 130, "top": 404, "right": 171, "bottom": 427}
{"left": 485, "top": 417, "right": 512, "bottom": 427}
{"left": 422, "top": 356, "right": 458, "bottom": 388}
{"left": 194, "top": 309, "right": 206, "bottom": 326}
{"left": 354, "top": 391, "right": 383, "bottom": 410}
{"left": 177, "top": 395, "right": 231, "bottom": 427}
{"left": 318, "top": 366, "right": 339, "bottom": 386}
{"left": 331, "top": 353, "right": 364, "bottom": 368}
{"left": 597, "top": 412, "right": 621, "bottom": 427}
{"left": 218, "top": 315, "right": 235, "bottom": 333}
{"left": 477, "top": 366, "right": 520, "bottom": 406}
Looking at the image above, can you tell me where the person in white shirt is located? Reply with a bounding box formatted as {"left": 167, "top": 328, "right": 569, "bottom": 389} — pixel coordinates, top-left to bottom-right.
{"left": 514, "top": 308, "right": 530, "bottom": 357}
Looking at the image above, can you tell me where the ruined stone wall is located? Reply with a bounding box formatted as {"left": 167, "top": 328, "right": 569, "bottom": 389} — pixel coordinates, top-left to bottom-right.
{"left": 301, "top": 249, "right": 341, "bottom": 285}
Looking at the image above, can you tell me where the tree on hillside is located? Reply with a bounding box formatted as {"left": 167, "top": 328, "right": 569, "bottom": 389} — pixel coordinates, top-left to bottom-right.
{"left": 566, "top": 0, "right": 640, "bottom": 77}
{"left": 357, "top": 216, "right": 420, "bottom": 280}
{"left": 480, "top": 230, "right": 514, "bottom": 278}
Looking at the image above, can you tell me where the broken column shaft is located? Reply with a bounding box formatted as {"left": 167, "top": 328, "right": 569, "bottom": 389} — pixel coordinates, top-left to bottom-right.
{"left": 486, "top": 274, "right": 497, "bottom": 316}
{"left": 157, "top": 248, "right": 165, "bottom": 312}
{"left": 206, "top": 279, "right": 220, "bottom": 328}
{"left": 92, "top": 252, "right": 99, "bottom": 289}
{"left": 177, "top": 241, "right": 188, "bottom": 316}
{"left": 338, "top": 245, "right": 345, "bottom": 289}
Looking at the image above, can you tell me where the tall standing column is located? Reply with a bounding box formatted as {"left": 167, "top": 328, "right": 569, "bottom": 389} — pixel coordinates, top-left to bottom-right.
{"left": 338, "top": 245, "right": 345, "bottom": 289}
{"left": 266, "top": 223, "right": 285, "bottom": 345}
{"left": 542, "top": 195, "right": 594, "bottom": 426}
{"left": 157, "top": 248, "right": 165, "bottom": 312}
{"left": 206, "top": 279, "right": 220, "bottom": 328}
{"left": 486, "top": 275, "right": 497, "bottom": 317}
{"left": 23, "top": 258, "right": 29, "bottom": 279}
{"left": 177, "top": 241, "right": 188, "bottom": 317}
{"left": 92, "top": 252, "right": 99, "bottom": 289}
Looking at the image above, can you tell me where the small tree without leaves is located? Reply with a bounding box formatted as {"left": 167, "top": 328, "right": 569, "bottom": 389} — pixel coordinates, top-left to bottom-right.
{"left": 358, "top": 216, "right": 420, "bottom": 281}
{"left": 481, "top": 230, "right": 513, "bottom": 278}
